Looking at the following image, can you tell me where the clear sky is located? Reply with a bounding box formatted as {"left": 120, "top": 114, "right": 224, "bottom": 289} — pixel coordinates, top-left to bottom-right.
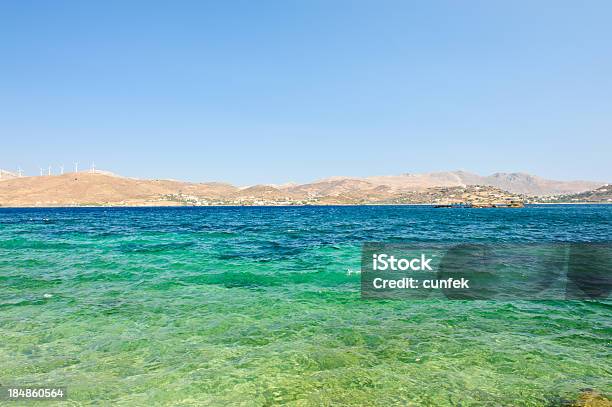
{"left": 1, "top": 1, "right": 610, "bottom": 185}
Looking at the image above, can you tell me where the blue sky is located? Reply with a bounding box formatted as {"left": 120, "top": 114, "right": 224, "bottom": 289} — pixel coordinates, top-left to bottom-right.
{"left": 1, "top": 1, "right": 610, "bottom": 184}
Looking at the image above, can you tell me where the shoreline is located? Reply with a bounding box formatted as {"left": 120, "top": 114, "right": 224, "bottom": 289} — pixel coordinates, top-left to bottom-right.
{"left": 0, "top": 202, "right": 610, "bottom": 209}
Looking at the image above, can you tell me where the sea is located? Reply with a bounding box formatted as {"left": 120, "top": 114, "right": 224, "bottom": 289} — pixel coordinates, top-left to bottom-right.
{"left": 0, "top": 205, "right": 610, "bottom": 406}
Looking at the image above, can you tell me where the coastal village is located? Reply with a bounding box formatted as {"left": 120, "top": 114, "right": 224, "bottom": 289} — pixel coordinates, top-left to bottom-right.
{"left": 156, "top": 185, "right": 521, "bottom": 207}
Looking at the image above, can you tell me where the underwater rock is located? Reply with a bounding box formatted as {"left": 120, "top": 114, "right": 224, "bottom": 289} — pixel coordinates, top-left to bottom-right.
{"left": 569, "top": 390, "right": 611, "bottom": 407}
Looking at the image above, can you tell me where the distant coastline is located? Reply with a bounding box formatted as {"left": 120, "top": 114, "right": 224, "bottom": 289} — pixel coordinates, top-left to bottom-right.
{"left": 0, "top": 203, "right": 610, "bottom": 210}
{"left": 0, "top": 170, "right": 609, "bottom": 208}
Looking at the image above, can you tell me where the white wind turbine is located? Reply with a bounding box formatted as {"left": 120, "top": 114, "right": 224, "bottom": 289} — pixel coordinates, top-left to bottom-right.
{"left": 40, "top": 167, "right": 44, "bottom": 176}
{"left": 17, "top": 167, "right": 23, "bottom": 177}
{"left": 91, "top": 161, "right": 96, "bottom": 174}
{"left": 74, "top": 162, "right": 79, "bottom": 173}
{"left": 59, "top": 164, "right": 64, "bottom": 175}
{"left": 48, "top": 165, "right": 51, "bottom": 176}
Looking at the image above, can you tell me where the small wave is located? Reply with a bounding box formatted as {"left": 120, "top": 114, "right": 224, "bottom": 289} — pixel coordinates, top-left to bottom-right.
{"left": 118, "top": 241, "right": 195, "bottom": 253}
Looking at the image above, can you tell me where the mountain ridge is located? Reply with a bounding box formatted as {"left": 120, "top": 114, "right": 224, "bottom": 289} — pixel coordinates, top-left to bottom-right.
{"left": 0, "top": 170, "right": 606, "bottom": 207}
{"left": 303, "top": 170, "right": 602, "bottom": 196}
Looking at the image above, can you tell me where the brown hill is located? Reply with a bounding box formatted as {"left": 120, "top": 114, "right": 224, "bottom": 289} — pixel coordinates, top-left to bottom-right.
{"left": 320, "top": 171, "right": 603, "bottom": 196}
{"left": 183, "top": 182, "right": 238, "bottom": 199}
{"left": 477, "top": 172, "right": 601, "bottom": 196}
{"left": 286, "top": 179, "right": 383, "bottom": 197}
{"left": 542, "top": 184, "right": 612, "bottom": 203}
{"left": 0, "top": 173, "right": 235, "bottom": 206}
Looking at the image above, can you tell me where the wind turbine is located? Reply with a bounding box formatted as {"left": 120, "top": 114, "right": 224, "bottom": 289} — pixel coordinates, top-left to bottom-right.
{"left": 40, "top": 168, "right": 43, "bottom": 176}
{"left": 74, "top": 162, "right": 79, "bottom": 173}
{"left": 59, "top": 164, "right": 64, "bottom": 175}
{"left": 17, "top": 167, "right": 23, "bottom": 177}
{"left": 91, "top": 162, "right": 96, "bottom": 174}
{"left": 48, "top": 165, "right": 51, "bottom": 176}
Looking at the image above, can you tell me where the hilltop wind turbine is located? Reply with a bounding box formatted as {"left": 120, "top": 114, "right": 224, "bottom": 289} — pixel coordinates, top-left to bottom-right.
{"left": 91, "top": 161, "right": 96, "bottom": 174}
{"left": 48, "top": 165, "right": 51, "bottom": 176}
{"left": 17, "top": 167, "right": 23, "bottom": 177}
{"left": 40, "top": 168, "right": 44, "bottom": 176}
{"left": 59, "top": 164, "right": 64, "bottom": 175}
{"left": 74, "top": 162, "right": 79, "bottom": 173}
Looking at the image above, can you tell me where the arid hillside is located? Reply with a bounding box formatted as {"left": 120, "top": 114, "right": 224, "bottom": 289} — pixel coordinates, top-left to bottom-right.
{"left": 0, "top": 173, "right": 235, "bottom": 206}
{"left": 0, "top": 170, "right": 607, "bottom": 207}
{"left": 323, "top": 171, "right": 603, "bottom": 196}
{"left": 540, "top": 184, "right": 612, "bottom": 203}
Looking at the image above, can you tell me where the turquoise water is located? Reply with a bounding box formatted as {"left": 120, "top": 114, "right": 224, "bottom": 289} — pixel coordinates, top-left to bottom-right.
{"left": 0, "top": 205, "right": 610, "bottom": 406}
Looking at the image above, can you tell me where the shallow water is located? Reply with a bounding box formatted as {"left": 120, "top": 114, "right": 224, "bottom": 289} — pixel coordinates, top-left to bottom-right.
{"left": 0, "top": 205, "right": 610, "bottom": 405}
